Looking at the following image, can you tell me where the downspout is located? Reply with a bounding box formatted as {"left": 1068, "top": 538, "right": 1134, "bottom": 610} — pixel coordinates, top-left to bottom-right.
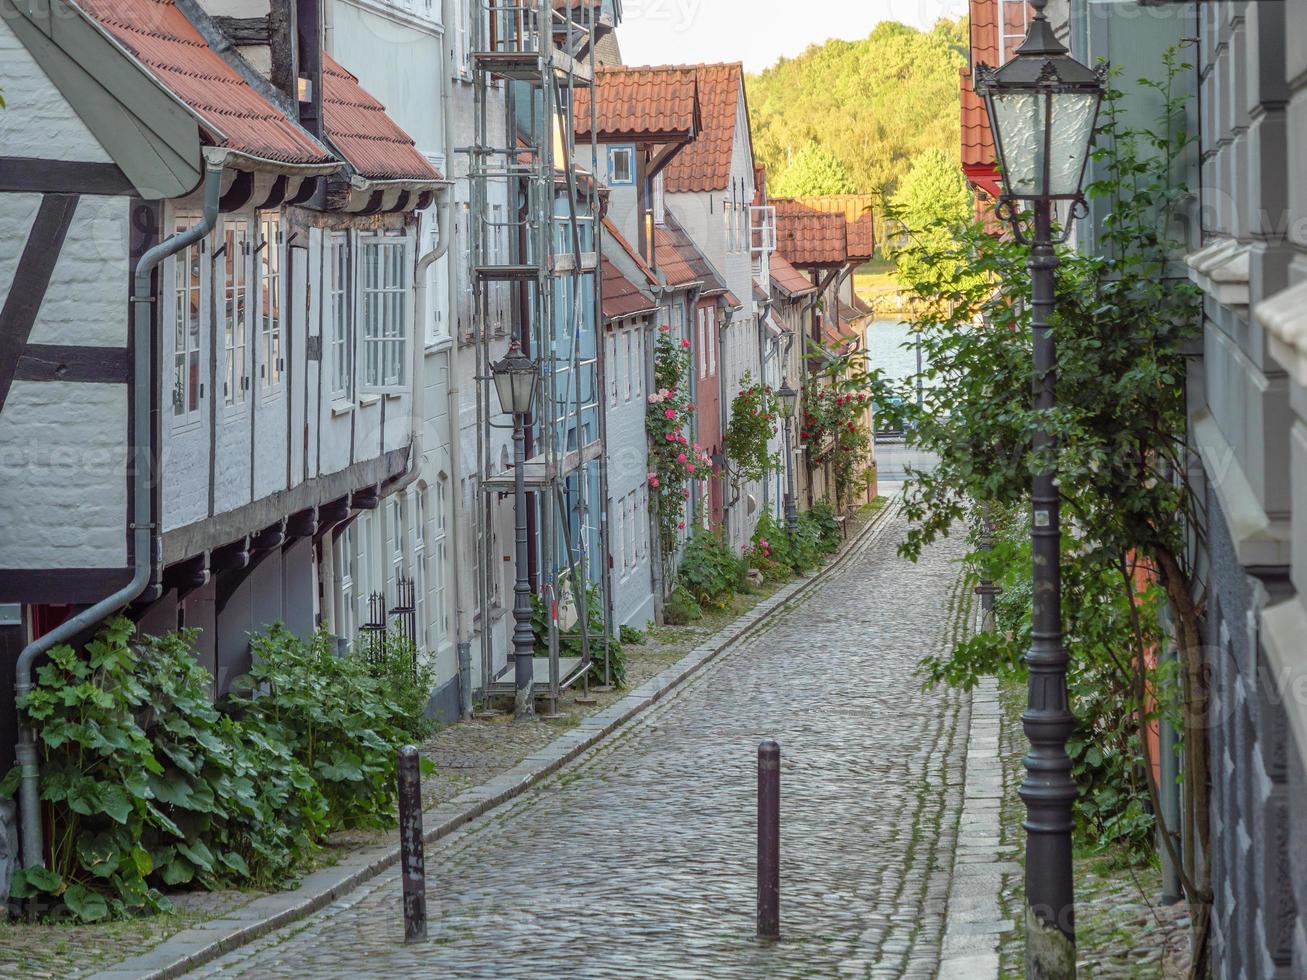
{"left": 756, "top": 296, "right": 774, "bottom": 518}
{"left": 718, "top": 305, "right": 738, "bottom": 540}
{"left": 14, "top": 155, "right": 226, "bottom": 873}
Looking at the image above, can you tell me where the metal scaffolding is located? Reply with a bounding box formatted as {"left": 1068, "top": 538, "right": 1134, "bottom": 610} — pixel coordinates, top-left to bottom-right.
{"left": 467, "top": 0, "right": 612, "bottom": 712}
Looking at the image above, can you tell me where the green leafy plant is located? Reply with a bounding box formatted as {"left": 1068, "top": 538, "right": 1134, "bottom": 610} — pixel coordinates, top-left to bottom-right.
{"left": 723, "top": 373, "right": 780, "bottom": 485}
{"left": 225, "top": 625, "right": 430, "bottom": 832}
{"left": 800, "top": 374, "right": 873, "bottom": 507}
{"left": 618, "top": 625, "right": 647, "bottom": 646}
{"left": 679, "top": 531, "right": 747, "bottom": 609}
{"left": 662, "top": 585, "right": 702, "bottom": 625}
{"left": 6, "top": 620, "right": 328, "bottom": 921}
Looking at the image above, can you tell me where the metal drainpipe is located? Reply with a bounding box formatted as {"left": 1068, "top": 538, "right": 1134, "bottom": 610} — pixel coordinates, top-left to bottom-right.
{"left": 718, "top": 306, "right": 736, "bottom": 540}
{"left": 14, "top": 157, "right": 226, "bottom": 873}
{"left": 755, "top": 297, "right": 774, "bottom": 517}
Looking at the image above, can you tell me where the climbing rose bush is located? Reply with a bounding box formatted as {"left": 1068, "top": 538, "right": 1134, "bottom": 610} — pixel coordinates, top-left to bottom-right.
{"left": 646, "top": 327, "right": 710, "bottom": 555}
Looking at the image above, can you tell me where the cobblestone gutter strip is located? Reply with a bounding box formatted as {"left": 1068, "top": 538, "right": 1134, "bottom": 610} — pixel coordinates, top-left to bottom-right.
{"left": 91, "top": 499, "right": 902, "bottom": 980}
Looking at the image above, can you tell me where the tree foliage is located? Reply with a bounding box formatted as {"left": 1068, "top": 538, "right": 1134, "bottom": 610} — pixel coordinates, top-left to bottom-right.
{"left": 749, "top": 19, "right": 967, "bottom": 197}
{"left": 885, "top": 147, "right": 977, "bottom": 292}
{"left": 770, "top": 141, "right": 856, "bottom": 197}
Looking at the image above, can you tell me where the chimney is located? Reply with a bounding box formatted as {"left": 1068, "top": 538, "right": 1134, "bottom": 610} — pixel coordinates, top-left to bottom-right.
{"left": 295, "top": 0, "right": 324, "bottom": 138}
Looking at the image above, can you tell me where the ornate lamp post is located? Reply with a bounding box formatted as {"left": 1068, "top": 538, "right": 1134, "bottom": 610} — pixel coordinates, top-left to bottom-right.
{"left": 776, "top": 379, "right": 799, "bottom": 540}
{"left": 974, "top": 2, "right": 1104, "bottom": 974}
{"left": 491, "top": 341, "right": 539, "bottom": 720}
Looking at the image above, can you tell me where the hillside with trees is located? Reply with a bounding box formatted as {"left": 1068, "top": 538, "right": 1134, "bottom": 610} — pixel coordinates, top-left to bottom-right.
{"left": 748, "top": 19, "right": 968, "bottom": 201}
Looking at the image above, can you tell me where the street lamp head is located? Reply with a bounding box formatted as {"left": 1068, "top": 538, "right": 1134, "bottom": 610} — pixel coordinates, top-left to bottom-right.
{"left": 776, "top": 379, "right": 798, "bottom": 419}
{"left": 491, "top": 340, "right": 538, "bottom": 416}
{"left": 973, "top": 0, "right": 1105, "bottom": 204}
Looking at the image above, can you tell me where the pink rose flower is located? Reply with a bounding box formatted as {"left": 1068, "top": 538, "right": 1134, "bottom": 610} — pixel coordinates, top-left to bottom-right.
{"left": 659, "top": 324, "right": 671, "bottom": 332}
{"left": 677, "top": 452, "right": 687, "bottom": 463}
{"left": 677, "top": 521, "right": 686, "bottom": 529}
{"left": 693, "top": 442, "right": 702, "bottom": 451}
{"left": 680, "top": 338, "right": 691, "bottom": 349}
{"left": 666, "top": 432, "right": 676, "bottom": 441}
{"left": 664, "top": 408, "right": 676, "bottom": 419}
{"left": 686, "top": 463, "right": 695, "bottom": 473}
{"left": 648, "top": 393, "right": 661, "bottom": 404}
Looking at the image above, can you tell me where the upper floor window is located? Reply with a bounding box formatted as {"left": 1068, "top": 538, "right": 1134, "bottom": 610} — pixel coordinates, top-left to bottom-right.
{"left": 171, "top": 224, "right": 203, "bottom": 424}
{"left": 653, "top": 173, "right": 666, "bottom": 226}
{"left": 609, "top": 145, "right": 635, "bottom": 186}
{"left": 221, "top": 220, "right": 250, "bottom": 411}
{"left": 1000, "top": 0, "right": 1031, "bottom": 61}
{"left": 259, "top": 212, "right": 284, "bottom": 393}
{"left": 360, "top": 234, "right": 409, "bottom": 390}
{"left": 329, "top": 233, "right": 353, "bottom": 402}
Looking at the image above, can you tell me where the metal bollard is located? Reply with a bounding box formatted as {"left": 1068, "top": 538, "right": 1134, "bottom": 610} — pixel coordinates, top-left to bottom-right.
{"left": 398, "top": 745, "right": 427, "bottom": 943}
{"left": 757, "top": 739, "right": 781, "bottom": 939}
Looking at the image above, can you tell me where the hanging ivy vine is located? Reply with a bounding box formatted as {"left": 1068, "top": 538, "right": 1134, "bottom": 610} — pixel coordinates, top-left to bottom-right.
{"left": 723, "top": 372, "right": 779, "bottom": 484}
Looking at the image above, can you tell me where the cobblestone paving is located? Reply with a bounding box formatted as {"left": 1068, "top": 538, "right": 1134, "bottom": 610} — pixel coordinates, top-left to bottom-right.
{"left": 191, "top": 508, "right": 969, "bottom": 979}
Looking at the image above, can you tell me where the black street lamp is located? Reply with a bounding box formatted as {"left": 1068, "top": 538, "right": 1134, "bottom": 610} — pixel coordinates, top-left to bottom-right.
{"left": 776, "top": 379, "right": 800, "bottom": 540}
{"left": 491, "top": 341, "right": 539, "bottom": 720}
{"left": 975, "top": 1, "right": 1104, "bottom": 974}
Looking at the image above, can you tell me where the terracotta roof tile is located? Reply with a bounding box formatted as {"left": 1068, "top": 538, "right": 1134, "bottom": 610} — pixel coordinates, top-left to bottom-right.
{"left": 769, "top": 253, "right": 816, "bottom": 297}
{"left": 773, "top": 198, "right": 848, "bottom": 268}
{"left": 653, "top": 211, "right": 727, "bottom": 292}
{"left": 575, "top": 66, "right": 699, "bottom": 143}
{"left": 601, "top": 218, "right": 658, "bottom": 319}
{"left": 75, "top": 0, "right": 335, "bottom": 168}
{"left": 660, "top": 63, "right": 747, "bottom": 193}
{"left": 322, "top": 53, "right": 442, "bottom": 182}
{"left": 789, "top": 195, "right": 876, "bottom": 261}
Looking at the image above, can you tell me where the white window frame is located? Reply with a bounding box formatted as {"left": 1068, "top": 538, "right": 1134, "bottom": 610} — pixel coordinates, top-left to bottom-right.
{"left": 653, "top": 173, "right": 666, "bottom": 226}
{"left": 220, "top": 218, "right": 250, "bottom": 415}
{"left": 1000, "top": 0, "right": 1031, "bottom": 60}
{"left": 616, "top": 495, "right": 627, "bottom": 576}
{"left": 607, "top": 332, "right": 618, "bottom": 407}
{"left": 360, "top": 233, "right": 409, "bottom": 392}
{"left": 431, "top": 479, "right": 450, "bottom": 644}
{"left": 608, "top": 145, "right": 636, "bottom": 186}
{"left": 170, "top": 219, "right": 204, "bottom": 428}
{"left": 337, "top": 522, "right": 357, "bottom": 642}
{"left": 329, "top": 232, "right": 354, "bottom": 403}
{"left": 258, "top": 212, "right": 284, "bottom": 395}
{"left": 630, "top": 326, "right": 642, "bottom": 401}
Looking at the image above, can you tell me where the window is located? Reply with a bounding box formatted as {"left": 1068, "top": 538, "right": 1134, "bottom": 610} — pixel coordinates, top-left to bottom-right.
{"left": 630, "top": 328, "right": 641, "bottom": 400}
{"left": 171, "top": 223, "right": 202, "bottom": 424}
{"left": 614, "top": 496, "right": 626, "bottom": 575}
{"left": 708, "top": 311, "right": 717, "bottom": 377}
{"left": 259, "top": 212, "right": 283, "bottom": 392}
{"left": 329, "top": 233, "right": 353, "bottom": 401}
{"left": 624, "top": 490, "right": 638, "bottom": 572}
{"left": 453, "top": 0, "right": 471, "bottom": 77}
{"left": 431, "top": 480, "right": 450, "bottom": 643}
{"left": 337, "top": 522, "right": 357, "bottom": 641}
{"left": 608, "top": 146, "right": 635, "bottom": 185}
{"left": 723, "top": 199, "right": 734, "bottom": 251}
{"left": 221, "top": 220, "right": 249, "bottom": 410}
{"left": 638, "top": 485, "right": 649, "bottom": 559}
{"left": 361, "top": 235, "right": 408, "bottom": 389}
{"left": 607, "top": 333, "right": 618, "bottom": 407}
{"left": 653, "top": 173, "right": 666, "bottom": 226}
{"left": 621, "top": 330, "right": 632, "bottom": 402}
{"left": 389, "top": 497, "right": 405, "bottom": 602}
{"left": 1000, "top": 0, "right": 1031, "bottom": 61}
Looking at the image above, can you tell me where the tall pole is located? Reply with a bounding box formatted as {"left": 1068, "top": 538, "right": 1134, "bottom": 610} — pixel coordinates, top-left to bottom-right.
{"left": 1021, "top": 198, "right": 1076, "bottom": 974}
{"left": 783, "top": 417, "right": 798, "bottom": 539}
{"left": 512, "top": 411, "right": 535, "bottom": 720}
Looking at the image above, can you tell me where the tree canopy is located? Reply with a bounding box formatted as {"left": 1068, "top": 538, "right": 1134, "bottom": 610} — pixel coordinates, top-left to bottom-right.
{"left": 748, "top": 19, "right": 967, "bottom": 200}
{"left": 770, "top": 141, "right": 857, "bottom": 197}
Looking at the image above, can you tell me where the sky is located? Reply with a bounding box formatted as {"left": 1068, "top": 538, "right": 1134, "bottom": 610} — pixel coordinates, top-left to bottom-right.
{"left": 616, "top": 0, "right": 970, "bottom": 74}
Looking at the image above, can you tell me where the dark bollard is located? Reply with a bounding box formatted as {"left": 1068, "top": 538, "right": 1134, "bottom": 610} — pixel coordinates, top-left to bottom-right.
{"left": 398, "top": 745, "right": 427, "bottom": 943}
{"left": 757, "top": 739, "right": 780, "bottom": 939}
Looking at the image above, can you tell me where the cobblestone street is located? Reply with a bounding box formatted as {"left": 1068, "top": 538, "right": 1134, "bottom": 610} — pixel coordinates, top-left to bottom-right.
{"left": 191, "top": 506, "right": 973, "bottom": 978}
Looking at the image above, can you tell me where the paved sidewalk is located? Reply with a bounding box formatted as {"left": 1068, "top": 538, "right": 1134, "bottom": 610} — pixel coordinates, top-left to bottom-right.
{"left": 173, "top": 507, "right": 987, "bottom": 979}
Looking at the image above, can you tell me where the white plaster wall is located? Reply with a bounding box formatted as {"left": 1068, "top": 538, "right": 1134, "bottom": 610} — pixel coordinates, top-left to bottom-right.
{"left": 604, "top": 318, "right": 654, "bottom": 627}
{"left": 0, "top": 195, "right": 40, "bottom": 315}
{"left": 0, "top": 18, "right": 112, "bottom": 163}
{"left": 0, "top": 382, "right": 127, "bottom": 568}
{"left": 27, "top": 197, "right": 130, "bottom": 347}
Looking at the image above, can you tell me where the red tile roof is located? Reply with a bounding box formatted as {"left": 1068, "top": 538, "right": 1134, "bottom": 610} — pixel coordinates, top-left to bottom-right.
{"left": 660, "top": 63, "right": 748, "bottom": 193}
{"left": 601, "top": 218, "right": 658, "bottom": 319}
{"left": 653, "top": 211, "right": 727, "bottom": 292}
{"left": 773, "top": 198, "right": 848, "bottom": 268}
{"left": 322, "top": 53, "right": 442, "bottom": 183}
{"left": 75, "top": 0, "right": 335, "bottom": 168}
{"left": 769, "top": 253, "right": 816, "bottom": 298}
{"left": 575, "top": 66, "right": 699, "bottom": 143}
{"left": 791, "top": 195, "right": 877, "bottom": 261}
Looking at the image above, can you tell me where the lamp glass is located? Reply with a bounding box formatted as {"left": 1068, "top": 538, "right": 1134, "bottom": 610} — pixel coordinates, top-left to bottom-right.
{"left": 491, "top": 351, "right": 537, "bottom": 415}
{"left": 990, "top": 88, "right": 1099, "bottom": 200}
{"left": 777, "top": 384, "right": 798, "bottom": 419}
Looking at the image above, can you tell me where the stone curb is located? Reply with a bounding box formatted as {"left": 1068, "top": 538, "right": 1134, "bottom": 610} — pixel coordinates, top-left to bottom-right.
{"left": 92, "top": 498, "right": 902, "bottom": 980}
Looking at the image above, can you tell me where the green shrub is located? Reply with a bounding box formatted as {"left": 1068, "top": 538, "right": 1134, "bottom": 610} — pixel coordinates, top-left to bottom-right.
{"left": 6, "top": 620, "right": 328, "bottom": 921}
{"left": 743, "top": 513, "right": 796, "bottom": 581}
{"left": 363, "top": 629, "right": 439, "bottom": 743}
{"left": 619, "top": 624, "right": 647, "bottom": 646}
{"left": 226, "top": 626, "right": 429, "bottom": 833}
{"left": 805, "top": 500, "right": 843, "bottom": 555}
{"left": 663, "top": 585, "right": 702, "bottom": 625}
{"left": 678, "top": 531, "right": 747, "bottom": 609}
